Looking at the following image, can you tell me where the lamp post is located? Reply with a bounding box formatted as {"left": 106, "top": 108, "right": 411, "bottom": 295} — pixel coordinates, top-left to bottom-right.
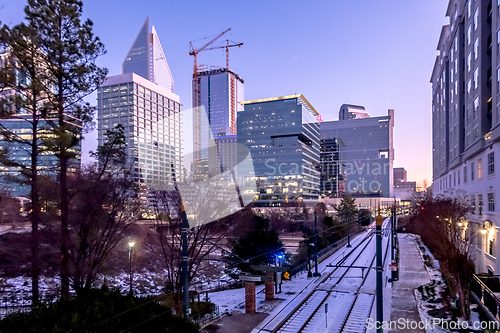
{"left": 313, "top": 211, "right": 320, "bottom": 276}
{"left": 345, "top": 210, "right": 351, "bottom": 248}
{"left": 276, "top": 254, "right": 283, "bottom": 293}
{"left": 128, "top": 241, "right": 135, "bottom": 295}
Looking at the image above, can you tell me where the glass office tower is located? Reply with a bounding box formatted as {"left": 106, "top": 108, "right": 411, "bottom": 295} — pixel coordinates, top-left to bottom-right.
{"left": 98, "top": 18, "right": 182, "bottom": 189}
{"left": 193, "top": 68, "right": 244, "bottom": 177}
{"left": 97, "top": 73, "right": 182, "bottom": 189}
{"left": 319, "top": 109, "right": 394, "bottom": 198}
{"left": 122, "top": 16, "right": 174, "bottom": 92}
{"left": 238, "top": 94, "right": 320, "bottom": 206}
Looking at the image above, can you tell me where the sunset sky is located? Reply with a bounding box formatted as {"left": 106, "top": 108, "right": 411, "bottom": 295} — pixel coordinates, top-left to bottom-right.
{"left": 1, "top": 0, "right": 450, "bottom": 184}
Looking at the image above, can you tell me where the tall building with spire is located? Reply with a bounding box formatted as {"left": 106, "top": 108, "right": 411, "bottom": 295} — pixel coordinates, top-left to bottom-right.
{"left": 97, "top": 17, "right": 182, "bottom": 189}
{"left": 122, "top": 16, "right": 174, "bottom": 92}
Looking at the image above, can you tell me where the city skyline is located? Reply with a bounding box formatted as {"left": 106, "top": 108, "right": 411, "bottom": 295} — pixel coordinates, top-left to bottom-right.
{"left": 0, "top": 0, "right": 450, "bottom": 184}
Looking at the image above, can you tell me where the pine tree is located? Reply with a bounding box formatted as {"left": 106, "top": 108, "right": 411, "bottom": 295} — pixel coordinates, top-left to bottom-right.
{"left": 21, "top": 0, "right": 107, "bottom": 298}
{"left": 0, "top": 20, "right": 54, "bottom": 302}
{"left": 335, "top": 194, "right": 358, "bottom": 231}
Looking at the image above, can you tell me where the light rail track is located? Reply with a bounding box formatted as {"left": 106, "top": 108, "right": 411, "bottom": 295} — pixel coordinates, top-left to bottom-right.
{"left": 255, "top": 219, "right": 391, "bottom": 333}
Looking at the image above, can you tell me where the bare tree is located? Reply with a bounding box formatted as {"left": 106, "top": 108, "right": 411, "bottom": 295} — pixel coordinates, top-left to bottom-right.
{"left": 410, "top": 196, "right": 475, "bottom": 319}
{"left": 146, "top": 177, "right": 235, "bottom": 313}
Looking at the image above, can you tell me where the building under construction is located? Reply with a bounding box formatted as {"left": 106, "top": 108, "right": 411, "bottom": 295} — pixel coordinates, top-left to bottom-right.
{"left": 190, "top": 29, "right": 243, "bottom": 178}
{"left": 193, "top": 67, "right": 244, "bottom": 176}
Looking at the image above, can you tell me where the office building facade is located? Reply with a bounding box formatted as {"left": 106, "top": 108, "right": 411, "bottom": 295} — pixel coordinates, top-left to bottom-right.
{"left": 338, "top": 104, "right": 370, "bottom": 120}
{"left": 431, "top": 0, "right": 500, "bottom": 274}
{"left": 0, "top": 50, "right": 81, "bottom": 196}
{"left": 122, "top": 16, "right": 174, "bottom": 92}
{"left": 97, "top": 19, "right": 182, "bottom": 190}
{"left": 193, "top": 67, "right": 244, "bottom": 177}
{"left": 237, "top": 94, "right": 320, "bottom": 206}
{"left": 319, "top": 109, "right": 394, "bottom": 198}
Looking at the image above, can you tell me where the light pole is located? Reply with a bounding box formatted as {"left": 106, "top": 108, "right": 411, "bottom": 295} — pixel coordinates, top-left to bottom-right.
{"left": 345, "top": 210, "right": 351, "bottom": 248}
{"left": 313, "top": 211, "right": 320, "bottom": 276}
{"left": 276, "top": 254, "right": 283, "bottom": 293}
{"left": 128, "top": 240, "right": 135, "bottom": 296}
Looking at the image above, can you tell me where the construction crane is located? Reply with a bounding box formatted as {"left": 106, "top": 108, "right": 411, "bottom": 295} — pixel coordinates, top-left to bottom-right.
{"left": 189, "top": 29, "right": 242, "bottom": 176}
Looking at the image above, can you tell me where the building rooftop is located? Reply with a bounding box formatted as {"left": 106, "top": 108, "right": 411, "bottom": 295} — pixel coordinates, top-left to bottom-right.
{"left": 240, "top": 94, "right": 318, "bottom": 116}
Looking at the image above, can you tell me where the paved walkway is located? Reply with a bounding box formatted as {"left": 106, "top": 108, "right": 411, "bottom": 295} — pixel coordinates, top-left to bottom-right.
{"left": 201, "top": 311, "right": 269, "bottom": 333}
{"left": 388, "top": 234, "right": 431, "bottom": 333}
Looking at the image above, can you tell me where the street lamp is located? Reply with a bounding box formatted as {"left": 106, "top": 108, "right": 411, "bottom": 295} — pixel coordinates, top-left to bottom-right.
{"left": 128, "top": 240, "right": 135, "bottom": 295}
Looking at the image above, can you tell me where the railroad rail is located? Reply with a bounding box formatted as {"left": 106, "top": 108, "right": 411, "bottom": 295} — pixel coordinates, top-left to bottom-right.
{"left": 254, "top": 219, "right": 391, "bottom": 333}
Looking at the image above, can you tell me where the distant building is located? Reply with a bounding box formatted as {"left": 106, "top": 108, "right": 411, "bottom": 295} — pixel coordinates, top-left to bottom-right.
{"left": 97, "top": 18, "right": 182, "bottom": 189}
{"left": 319, "top": 109, "right": 394, "bottom": 198}
{"left": 339, "top": 104, "right": 370, "bottom": 120}
{"left": 393, "top": 167, "right": 416, "bottom": 201}
{"left": 193, "top": 67, "right": 244, "bottom": 177}
{"left": 211, "top": 135, "right": 238, "bottom": 175}
{"left": 237, "top": 94, "right": 320, "bottom": 206}
{"left": 393, "top": 167, "right": 407, "bottom": 183}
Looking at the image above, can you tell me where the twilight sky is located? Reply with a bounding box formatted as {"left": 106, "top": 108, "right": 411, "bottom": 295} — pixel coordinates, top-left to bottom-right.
{"left": 1, "top": 0, "right": 449, "bottom": 184}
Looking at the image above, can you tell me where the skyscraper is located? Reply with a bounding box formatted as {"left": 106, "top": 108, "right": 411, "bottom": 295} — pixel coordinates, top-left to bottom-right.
{"left": 237, "top": 94, "right": 320, "bottom": 206}
{"left": 192, "top": 67, "right": 244, "bottom": 176}
{"left": 431, "top": 0, "right": 500, "bottom": 274}
{"left": 122, "top": 16, "right": 174, "bottom": 92}
{"left": 97, "top": 18, "right": 182, "bottom": 189}
{"left": 319, "top": 108, "right": 394, "bottom": 198}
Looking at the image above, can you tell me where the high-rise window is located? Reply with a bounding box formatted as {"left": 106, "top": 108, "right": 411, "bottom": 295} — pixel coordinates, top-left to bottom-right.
{"left": 467, "top": 53, "right": 472, "bottom": 72}
{"left": 472, "top": 161, "right": 475, "bottom": 180}
{"left": 458, "top": 169, "right": 461, "bottom": 184}
{"left": 498, "top": 67, "right": 500, "bottom": 94}
{"left": 478, "top": 158, "right": 483, "bottom": 179}
{"left": 488, "top": 192, "right": 495, "bottom": 211}
{"left": 467, "top": 26, "right": 471, "bottom": 45}
{"left": 474, "top": 68, "right": 479, "bottom": 89}
{"left": 464, "top": 165, "right": 468, "bottom": 182}
{"left": 498, "top": 30, "right": 500, "bottom": 54}
{"left": 474, "top": 38, "right": 479, "bottom": 59}
{"left": 474, "top": 7, "right": 479, "bottom": 30}
{"left": 488, "top": 152, "right": 495, "bottom": 175}
{"left": 474, "top": 97, "right": 479, "bottom": 117}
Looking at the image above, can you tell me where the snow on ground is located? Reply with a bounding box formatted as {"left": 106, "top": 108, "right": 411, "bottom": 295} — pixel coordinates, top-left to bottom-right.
{"left": 207, "top": 230, "right": 370, "bottom": 314}
{"left": 412, "top": 235, "right": 484, "bottom": 333}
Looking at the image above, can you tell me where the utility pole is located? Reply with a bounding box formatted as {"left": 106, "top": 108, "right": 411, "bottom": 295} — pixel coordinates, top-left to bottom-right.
{"left": 376, "top": 212, "right": 384, "bottom": 333}
{"left": 346, "top": 210, "right": 351, "bottom": 248}
{"left": 313, "top": 210, "right": 320, "bottom": 276}
{"left": 172, "top": 163, "right": 190, "bottom": 319}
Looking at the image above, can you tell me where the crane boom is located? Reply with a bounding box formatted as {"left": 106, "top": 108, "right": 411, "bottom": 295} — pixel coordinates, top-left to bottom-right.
{"left": 189, "top": 28, "right": 231, "bottom": 56}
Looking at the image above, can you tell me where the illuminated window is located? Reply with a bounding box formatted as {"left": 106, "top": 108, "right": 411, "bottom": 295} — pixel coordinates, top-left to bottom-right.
{"left": 478, "top": 158, "right": 482, "bottom": 179}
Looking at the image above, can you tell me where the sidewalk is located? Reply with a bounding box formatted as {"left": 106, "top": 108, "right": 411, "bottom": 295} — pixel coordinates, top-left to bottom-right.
{"left": 388, "top": 234, "right": 431, "bottom": 332}
{"left": 366, "top": 233, "right": 431, "bottom": 333}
